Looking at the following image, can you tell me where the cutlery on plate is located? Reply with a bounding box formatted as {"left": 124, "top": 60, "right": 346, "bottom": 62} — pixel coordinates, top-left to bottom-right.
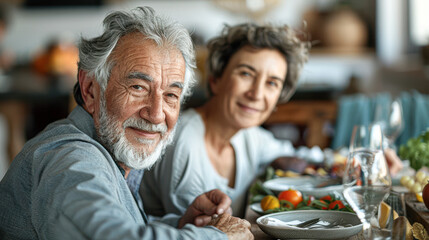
{"left": 294, "top": 217, "right": 320, "bottom": 228}
{"left": 308, "top": 220, "right": 339, "bottom": 229}
{"left": 260, "top": 217, "right": 320, "bottom": 228}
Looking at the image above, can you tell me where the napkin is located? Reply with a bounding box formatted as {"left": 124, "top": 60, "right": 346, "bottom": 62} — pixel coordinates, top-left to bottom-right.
{"left": 259, "top": 217, "right": 302, "bottom": 228}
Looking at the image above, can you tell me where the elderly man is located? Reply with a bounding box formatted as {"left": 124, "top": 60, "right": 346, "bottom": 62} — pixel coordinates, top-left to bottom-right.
{"left": 0, "top": 7, "right": 252, "bottom": 240}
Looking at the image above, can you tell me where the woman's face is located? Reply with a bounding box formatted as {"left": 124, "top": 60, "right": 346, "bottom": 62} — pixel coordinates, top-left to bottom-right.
{"left": 210, "top": 46, "right": 287, "bottom": 129}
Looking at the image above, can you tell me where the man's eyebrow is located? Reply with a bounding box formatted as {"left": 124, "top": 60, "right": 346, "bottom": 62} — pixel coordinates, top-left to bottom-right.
{"left": 127, "top": 72, "right": 153, "bottom": 82}
{"left": 170, "top": 82, "right": 184, "bottom": 89}
{"left": 129, "top": 72, "right": 184, "bottom": 89}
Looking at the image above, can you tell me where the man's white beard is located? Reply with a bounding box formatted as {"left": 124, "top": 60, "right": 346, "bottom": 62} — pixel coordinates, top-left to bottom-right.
{"left": 96, "top": 93, "right": 176, "bottom": 170}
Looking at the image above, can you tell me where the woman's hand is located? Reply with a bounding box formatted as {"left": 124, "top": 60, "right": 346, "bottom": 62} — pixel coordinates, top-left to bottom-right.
{"left": 384, "top": 148, "right": 404, "bottom": 176}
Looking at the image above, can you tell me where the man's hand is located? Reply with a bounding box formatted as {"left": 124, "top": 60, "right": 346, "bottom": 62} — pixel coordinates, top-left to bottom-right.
{"left": 178, "top": 189, "right": 232, "bottom": 228}
{"left": 208, "top": 213, "right": 254, "bottom": 240}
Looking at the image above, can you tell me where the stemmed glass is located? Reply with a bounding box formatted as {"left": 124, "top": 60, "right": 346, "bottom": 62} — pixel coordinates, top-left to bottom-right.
{"left": 374, "top": 99, "right": 404, "bottom": 151}
{"left": 343, "top": 124, "right": 392, "bottom": 239}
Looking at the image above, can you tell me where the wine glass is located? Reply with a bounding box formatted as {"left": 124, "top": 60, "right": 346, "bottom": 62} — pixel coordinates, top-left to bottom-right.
{"left": 374, "top": 99, "right": 404, "bottom": 151}
{"left": 343, "top": 124, "right": 392, "bottom": 239}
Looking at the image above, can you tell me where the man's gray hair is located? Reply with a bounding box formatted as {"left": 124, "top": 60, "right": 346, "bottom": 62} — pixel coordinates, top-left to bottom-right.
{"left": 73, "top": 6, "right": 196, "bottom": 105}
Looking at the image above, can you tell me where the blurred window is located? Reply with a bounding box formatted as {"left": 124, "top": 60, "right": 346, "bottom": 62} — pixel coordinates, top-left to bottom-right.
{"left": 410, "top": 0, "right": 429, "bottom": 46}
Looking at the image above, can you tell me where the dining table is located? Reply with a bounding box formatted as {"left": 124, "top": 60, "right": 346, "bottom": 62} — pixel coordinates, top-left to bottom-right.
{"left": 244, "top": 192, "right": 429, "bottom": 240}
{"left": 242, "top": 181, "right": 429, "bottom": 239}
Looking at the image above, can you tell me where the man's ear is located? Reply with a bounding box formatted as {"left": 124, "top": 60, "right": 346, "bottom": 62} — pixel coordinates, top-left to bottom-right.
{"left": 78, "top": 69, "right": 98, "bottom": 114}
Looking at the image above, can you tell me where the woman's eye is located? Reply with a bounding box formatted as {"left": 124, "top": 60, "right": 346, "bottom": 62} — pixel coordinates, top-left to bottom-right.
{"left": 267, "top": 80, "right": 279, "bottom": 88}
{"left": 239, "top": 71, "right": 253, "bottom": 77}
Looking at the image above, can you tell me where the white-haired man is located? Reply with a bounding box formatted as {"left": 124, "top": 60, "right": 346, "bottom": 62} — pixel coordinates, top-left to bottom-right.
{"left": 0, "top": 7, "right": 252, "bottom": 240}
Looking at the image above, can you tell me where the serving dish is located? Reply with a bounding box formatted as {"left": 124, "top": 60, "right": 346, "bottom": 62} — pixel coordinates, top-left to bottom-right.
{"left": 263, "top": 176, "right": 343, "bottom": 198}
{"left": 250, "top": 202, "right": 265, "bottom": 215}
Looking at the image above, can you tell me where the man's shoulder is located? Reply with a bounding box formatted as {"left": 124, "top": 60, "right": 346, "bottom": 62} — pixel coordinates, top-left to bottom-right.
{"left": 19, "top": 117, "right": 109, "bottom": 167}
{"left": 27, "top": 118, "right": 96, "bottom": 149}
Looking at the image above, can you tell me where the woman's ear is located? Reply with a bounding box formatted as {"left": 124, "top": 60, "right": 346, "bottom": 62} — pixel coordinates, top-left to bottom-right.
{"left": 208, "top": 75, "right": 219, "bottom": 95}
{"left": 78, "top": 69, "right": 98, "bottom": 114}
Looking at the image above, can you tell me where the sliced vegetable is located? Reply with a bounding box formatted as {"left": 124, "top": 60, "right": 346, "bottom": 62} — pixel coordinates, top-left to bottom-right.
{"left": 319, "top": 195, "right": 333, "bottom": 202}
{"left": 260, "top": 195, "right": 280, "bottom": 211}
{"left": 328, "top": 200, "right": 345, "bottom": 210}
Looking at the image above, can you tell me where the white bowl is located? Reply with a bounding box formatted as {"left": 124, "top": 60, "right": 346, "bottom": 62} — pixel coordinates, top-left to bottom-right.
{"left": 257, "top": 210, "right": 362, "bottom": 239}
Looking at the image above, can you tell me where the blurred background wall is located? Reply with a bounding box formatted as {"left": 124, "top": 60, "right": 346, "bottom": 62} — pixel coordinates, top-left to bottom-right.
{"left": 0, "top": 0, "right": 428, "bottom": 178}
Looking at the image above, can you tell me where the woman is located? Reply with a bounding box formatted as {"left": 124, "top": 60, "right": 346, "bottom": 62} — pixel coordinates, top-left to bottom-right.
{"left": 140, "top": 23, "right": 311, "bottom": 218}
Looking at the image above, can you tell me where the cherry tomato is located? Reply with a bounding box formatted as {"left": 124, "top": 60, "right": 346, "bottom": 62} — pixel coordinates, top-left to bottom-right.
{"left": 278, "top": 189, "right": 303, "bottom": 208}
{"left": 328, "top": 200, "right": 345, "bottom": 210}
{"left": 319, "top": 195, "right": 332, "bottom": 202}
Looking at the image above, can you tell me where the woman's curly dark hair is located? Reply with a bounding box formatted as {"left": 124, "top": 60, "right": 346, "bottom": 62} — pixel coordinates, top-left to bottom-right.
{"left": 206, "top": 23, "right": 311, "bottom": 103}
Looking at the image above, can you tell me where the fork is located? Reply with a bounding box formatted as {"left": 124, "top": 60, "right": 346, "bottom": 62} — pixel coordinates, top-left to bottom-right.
{"left": 294, "top": 218, "right": 320, "bottom": 228}
{"left": 308, "top": 219, "right": 340, "bottom": 229}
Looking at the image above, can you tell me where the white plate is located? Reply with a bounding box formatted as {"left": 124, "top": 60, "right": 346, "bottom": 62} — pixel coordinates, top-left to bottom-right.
{"left": 263, "top": 177, "right": 344, "bottom": 198}
{"left": 250, "top": 202, "right": 264, "bottom": 215}
{"left": 257, "top": 210, "right": 362, "bottom": 239}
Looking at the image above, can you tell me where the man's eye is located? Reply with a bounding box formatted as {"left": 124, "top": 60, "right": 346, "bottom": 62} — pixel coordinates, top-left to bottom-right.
{"left": 131, "top": 85, "right": 143, "bottom": 90}
{"left": 166, "top": 93, "right": 179, "bottom": 99}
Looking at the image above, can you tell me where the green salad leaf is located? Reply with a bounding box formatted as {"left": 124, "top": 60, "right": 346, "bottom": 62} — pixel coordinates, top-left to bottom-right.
{"left": 399, "top": 129, "right": 429, "bottom": 170}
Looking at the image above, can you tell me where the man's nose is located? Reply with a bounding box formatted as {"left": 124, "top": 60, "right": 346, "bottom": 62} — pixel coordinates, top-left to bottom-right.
{"left": 140, "top": 92, "right": 165, "bottom": 125}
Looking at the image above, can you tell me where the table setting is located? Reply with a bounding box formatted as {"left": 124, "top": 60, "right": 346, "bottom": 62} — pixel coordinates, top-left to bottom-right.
{"left": 245, "top": 121, "right": 429, "bottom": 239}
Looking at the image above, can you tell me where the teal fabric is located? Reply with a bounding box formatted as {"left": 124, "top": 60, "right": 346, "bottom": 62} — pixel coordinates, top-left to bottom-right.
{"left": 397, "top": 91, "right": 429, "bottom": 145}
{"left": 332, "top": 91, "right": 429, "bottom": 150}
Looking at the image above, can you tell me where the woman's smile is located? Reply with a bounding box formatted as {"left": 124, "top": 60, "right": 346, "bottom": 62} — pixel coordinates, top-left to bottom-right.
{"left": 237, "top": 102, "right": 262, "bottom": 113}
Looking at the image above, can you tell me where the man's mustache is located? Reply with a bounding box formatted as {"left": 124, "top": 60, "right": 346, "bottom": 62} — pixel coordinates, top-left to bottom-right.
{"left": 122, "top": 117, "right": 168, "bottom": 136}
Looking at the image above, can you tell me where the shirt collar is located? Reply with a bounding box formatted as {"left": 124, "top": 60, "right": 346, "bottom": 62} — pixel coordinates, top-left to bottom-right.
{"left": 68, "top": 105, "right": 126, "bottom": 178}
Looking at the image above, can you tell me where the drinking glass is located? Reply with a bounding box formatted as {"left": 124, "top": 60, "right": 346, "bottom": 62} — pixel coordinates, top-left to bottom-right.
{"left": 374, "top": 99, "right": 404, "bottom": 151}
{"left": 343, "top": 124, "right": 392, "bottom": 239}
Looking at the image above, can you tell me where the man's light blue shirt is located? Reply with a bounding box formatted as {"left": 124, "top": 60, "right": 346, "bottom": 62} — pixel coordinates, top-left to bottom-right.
{"left": 0, "top": 106, "right": 226, "bottom": 240}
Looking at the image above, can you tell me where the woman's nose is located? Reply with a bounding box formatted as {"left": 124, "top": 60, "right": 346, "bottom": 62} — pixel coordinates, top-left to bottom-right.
{"left": 247, "top": 78, "right": 264, "bottom": 100}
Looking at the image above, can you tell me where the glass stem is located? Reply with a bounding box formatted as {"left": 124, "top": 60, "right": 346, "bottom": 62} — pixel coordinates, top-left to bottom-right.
{"left": 362, "top": 221, "right": 373, "bottom": 239}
